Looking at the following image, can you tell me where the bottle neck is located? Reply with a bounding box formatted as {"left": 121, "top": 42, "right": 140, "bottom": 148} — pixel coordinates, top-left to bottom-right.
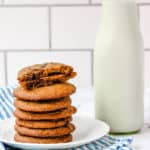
{"left": 101, "top": 0, "right": 138, "bottom": 28}
{"left": 98, "top": 0, "right": 141, "bottom": 37}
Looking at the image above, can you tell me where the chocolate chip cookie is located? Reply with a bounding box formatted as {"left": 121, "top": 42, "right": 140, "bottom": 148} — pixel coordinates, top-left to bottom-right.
{"left": 14, "top": 106, "right": 77, "bottom": 120}
{"left": 15, "top": 123, "right": 75, "bottom": 137}
{"left": 14, "top": 83, "right": 76, "bottom": 101}
{"left": 14, "top": 134, "right": 72, "bottom": 144}
{"left": 14, "top": 97, "right": 71, "bottom": 112}
{"left": 16, "top": 117, "right": 72, "bottom": 129}
{"left": 18, "top": 62, "right": 77, "bottom": 90}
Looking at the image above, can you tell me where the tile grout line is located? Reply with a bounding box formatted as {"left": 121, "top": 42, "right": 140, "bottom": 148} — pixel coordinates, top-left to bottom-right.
{"left": 0, "top": 49, "right": 93, "bottom": 52}
{"left": 144, "top": 49, "right": 150, "bottom": 51}
{"left": 0, "top": 3, "right": 102, "bottom": 7}
{"left": 1, "top": 0, "right": 4, "bottom": 5}
{"left": 3, "top": 52, "right": 8, "bottom": 86}
{"left": 0, "top": 49, "right": 149, "bottom": 52}
{"left": 138, "top": 3, "right": 150, "bottom": 6}
{"left": 48, "top": 7, "right": 52, "bottom": 49}
{"left": 91, "top": 50, "right": 94, "bottom": 86}
{"left": 89, "top": 0, "right": 92, "bottom": 5}
{"left": 0, "top": 3, "right": 149, "bottom": 7}
{"left": 137, "top": 3, "right": 140, "bottom": 21}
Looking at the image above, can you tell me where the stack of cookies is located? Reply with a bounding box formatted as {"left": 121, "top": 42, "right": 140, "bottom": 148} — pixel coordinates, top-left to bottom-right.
{"left": 13, "top": 63, "right": 77, "bottom": 144}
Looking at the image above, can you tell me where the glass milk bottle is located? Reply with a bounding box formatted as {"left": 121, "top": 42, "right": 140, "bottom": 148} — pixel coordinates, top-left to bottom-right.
{"left": 94, "top": 0, "right": 144, "bottom": 133}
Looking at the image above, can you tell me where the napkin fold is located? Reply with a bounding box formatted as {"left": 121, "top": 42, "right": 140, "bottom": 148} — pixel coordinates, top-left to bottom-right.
{"left": 0, "top": 85, "right": 133, "bottom": 150}
{"left": 0, "top": 143, "right": 6, "bottom": 150}
{"left": 0, "top": 136, "right": 133, "bottom": 150}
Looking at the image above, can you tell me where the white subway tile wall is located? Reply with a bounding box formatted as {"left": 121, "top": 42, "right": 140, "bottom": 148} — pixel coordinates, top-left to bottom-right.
{"left": 5, "top": 0, "right": 89, "bottom": 5}
{"left": 140, "top": 6, "right": 150, "bottom": 49}
{"left": 0, "top": 0, "right": 149, "bottom": 89}
{"left": 91, "top": 0, "right": 147, "bottom": 4}
{"left": 51, "top": 7, "right": 101, "bottom": 49}
{"left": 0, "top": 53, "right": 5, "bottom": 87}
{"left": 145, "top": 52, "right": 150, "bottom": 89}
{"left": 0, "top": 8, "right": 49, "bottom": 50}
{"left": 137, "top": 0, "right": 150, "bottom": 3}
{"left": 92, "top": 0, "right": 100, "bottom": 3}
{"left": 7, "top": 51, "right": 92, "bottom": 88}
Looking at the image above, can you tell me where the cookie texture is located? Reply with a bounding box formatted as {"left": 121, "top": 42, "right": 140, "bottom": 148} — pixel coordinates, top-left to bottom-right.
{"left": 14, "top": 134, "right": 72, "bottom": 144}
{"left": 13, "top": 83, "right": 76, "bottom": 101}
{"left": 20, "top": 72, "right": 76, "bottom": 90}
{"left": 15, "top": 123, "right": 75, "bottom": 137}
{"left": 14, "top": 106, "right": 77, "bottom": 120}
{"left": 17, "top": 62, "right": 76, "bottom": 90}
{"left": 16, "top": 117, "right": 72, "bottom": 129}
{"left": 14, "top": 97, "right": 71, "bottom": 112}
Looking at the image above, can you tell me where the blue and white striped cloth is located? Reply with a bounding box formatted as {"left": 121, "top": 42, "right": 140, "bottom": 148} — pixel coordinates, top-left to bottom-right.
{"left": 0, "top": 85, "right": 133, "bottom": 150}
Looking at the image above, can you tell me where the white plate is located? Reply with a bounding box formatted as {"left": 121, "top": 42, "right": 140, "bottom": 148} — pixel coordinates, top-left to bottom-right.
{"left": 0, "top": 116, "right": 110, "bottom": 150}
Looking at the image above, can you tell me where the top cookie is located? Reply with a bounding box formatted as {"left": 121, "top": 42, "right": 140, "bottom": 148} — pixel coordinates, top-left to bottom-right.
{"left": 17, "top": 62, "right": 77, "bottom": 90}
{"left": 18, "top": 62, "right": 75, "bottom": 81}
